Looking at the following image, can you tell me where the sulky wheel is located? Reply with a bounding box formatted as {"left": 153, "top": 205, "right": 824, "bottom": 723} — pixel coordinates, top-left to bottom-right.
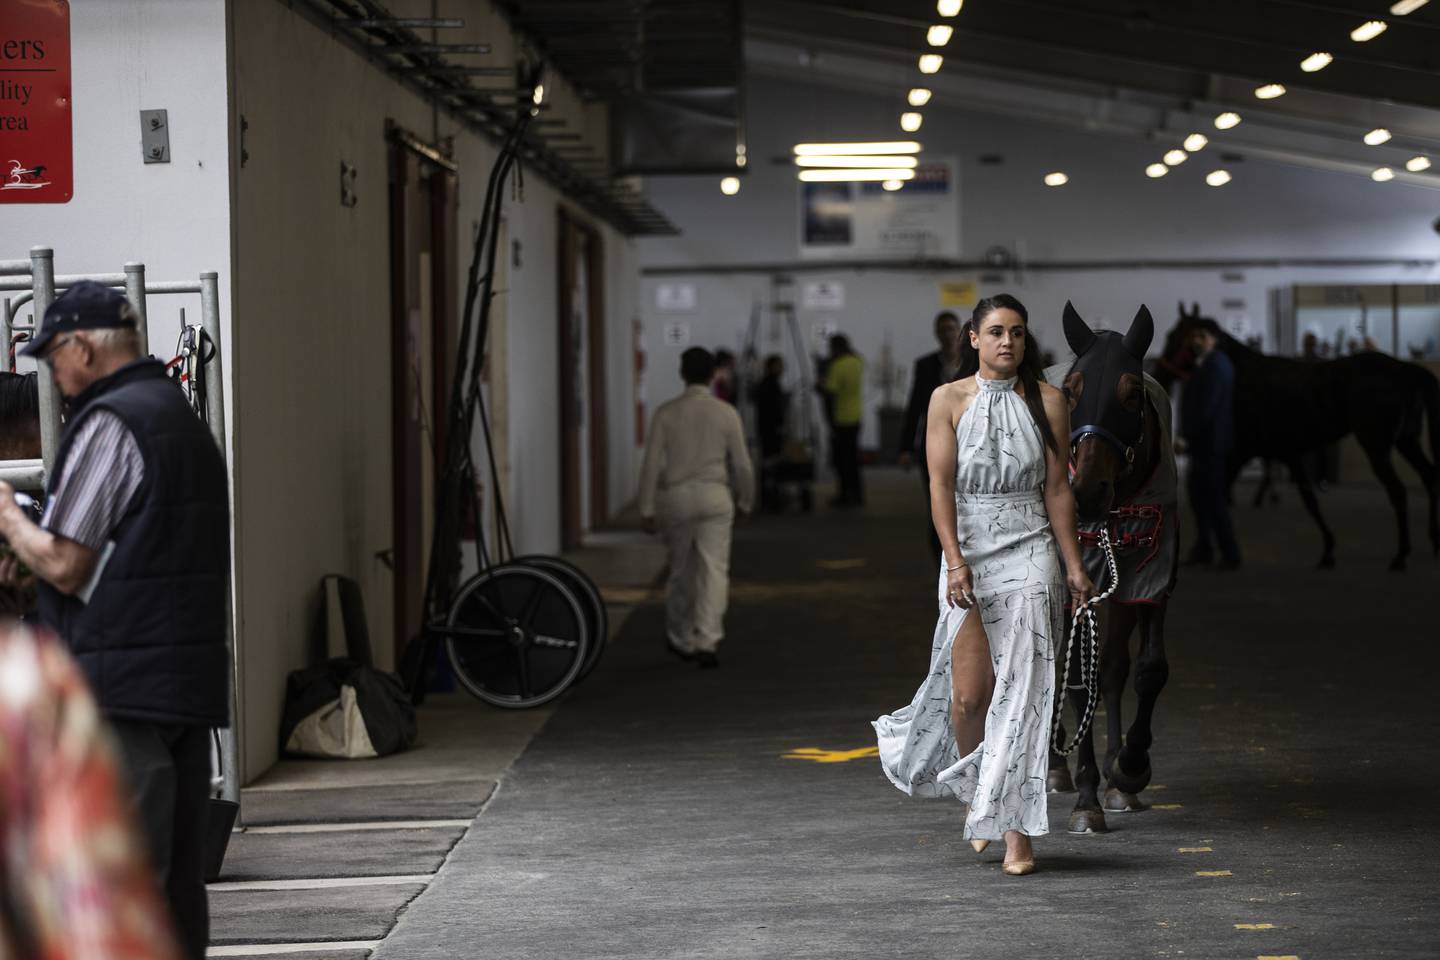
{"left": 444, "top": 563, "right": 589, "bottom": 709}
{"left": 514, "top": 555, "right": 608, "bottom": 683}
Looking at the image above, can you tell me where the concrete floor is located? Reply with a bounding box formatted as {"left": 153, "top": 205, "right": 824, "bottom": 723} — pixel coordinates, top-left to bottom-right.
{"left": 221, "top": 471, "right": 1440, "bottom": 958}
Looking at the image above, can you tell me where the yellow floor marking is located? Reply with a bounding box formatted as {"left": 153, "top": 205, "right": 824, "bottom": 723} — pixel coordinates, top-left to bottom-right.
{"left": 1149, "top": 784, "right": 1168, "bottom": 791}
{"left": 1256, "top": 955, "right": 1300, "bottom": 959}
{"left": 782, "top": 746, "right": 879, "bottom": 763}
{"left": 1178, "top": 847, "right": 1212, "bottom": 853}
{"left": 816, "top": 558, "right": 867, "bottom": 570}
{"left": 1152, "top": 803, "right": 1183, "bottom": 810}
{"left": 1236, "top": 924, "right": 1278, "bottom": 930}
{"left": 1195, "top": 870, "right": 1233, "bottom": 877}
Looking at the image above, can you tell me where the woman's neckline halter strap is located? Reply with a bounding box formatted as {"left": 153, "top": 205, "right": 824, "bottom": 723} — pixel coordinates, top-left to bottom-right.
{"left": 976, "top": 374, "right": 1019, "bottom": 392}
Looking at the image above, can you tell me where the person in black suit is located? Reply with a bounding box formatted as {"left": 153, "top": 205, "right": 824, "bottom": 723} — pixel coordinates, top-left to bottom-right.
{"left": 898, "top": 311, "right": 963, "bottom": 568}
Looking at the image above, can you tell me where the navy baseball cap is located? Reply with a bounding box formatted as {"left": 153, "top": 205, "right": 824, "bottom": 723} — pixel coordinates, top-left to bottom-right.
{"left": 20, "top": 281, "right": 136, "bottom": 358}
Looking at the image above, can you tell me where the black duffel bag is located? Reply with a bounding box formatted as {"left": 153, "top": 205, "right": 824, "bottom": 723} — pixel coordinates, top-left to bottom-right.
{"left": 279, "top": 657, "right": 417, "bottom": 759}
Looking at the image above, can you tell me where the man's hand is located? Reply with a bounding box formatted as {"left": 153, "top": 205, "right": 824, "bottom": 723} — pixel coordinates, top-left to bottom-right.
{"left": 641, "top": 515, "right": 658, "bottom": 536}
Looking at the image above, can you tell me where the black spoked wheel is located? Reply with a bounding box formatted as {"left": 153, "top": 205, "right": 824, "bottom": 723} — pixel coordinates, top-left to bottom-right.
{"left": 515, "top": 555, "right": 609, "bottom": 683}
{"left": 444, "top": 564, "right": 589, "bottom": 709}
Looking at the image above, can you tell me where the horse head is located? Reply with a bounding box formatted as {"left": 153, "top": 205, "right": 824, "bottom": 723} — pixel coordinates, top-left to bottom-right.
{"left": 1060, "top": 301, "right": 1153, "bottom": 520}
{"left": 1155, "top": 301, "right": 1222, "bottom": 387}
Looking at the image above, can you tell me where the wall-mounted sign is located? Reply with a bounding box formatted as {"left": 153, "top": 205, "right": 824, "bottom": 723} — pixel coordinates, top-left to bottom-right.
{"left": 802, "top": 281, "right": 844, "bottom": 310}
{"left": 799, "top": 157, "right": 959, "bottom": 260}
{"left": 1, "top": 0, "right": 72, "bottom": 204}
{"left": 662, "top": 321, "right": 690, "bottom": 346}
{"left": 655, "top": 282, "right": 697, "bottom": 312}
{"left": 938, "top": 280, "right": 977, "bottom": 308}
{"left": 810, "top": 319, "right": 838, "bottom": 347}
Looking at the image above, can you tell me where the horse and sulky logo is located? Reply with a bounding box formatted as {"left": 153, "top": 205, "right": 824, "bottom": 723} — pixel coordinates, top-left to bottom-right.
{"left": 4, "top": 159, "right": 51, "bottom": 191}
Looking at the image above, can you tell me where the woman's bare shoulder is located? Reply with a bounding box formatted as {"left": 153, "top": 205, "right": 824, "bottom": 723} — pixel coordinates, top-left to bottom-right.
{"left": 931, "top": 376, "right": 977, "bottom": 422}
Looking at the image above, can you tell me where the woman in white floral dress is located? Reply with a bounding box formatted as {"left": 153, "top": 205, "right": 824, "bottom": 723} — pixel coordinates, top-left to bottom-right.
{"left": 874, "top": 294, "right": 1091, "bottom": 876}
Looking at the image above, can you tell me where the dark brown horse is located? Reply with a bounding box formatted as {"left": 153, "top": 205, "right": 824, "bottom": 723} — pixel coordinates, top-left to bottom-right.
{"left": 1046, "top": 303, "right": 1179, "bottom": 833}
{"left": 1156, "top": 304, "right": 1440, "bottom": 570}
{"left": 0, "top": 372, "right": 40, "bottom": 461}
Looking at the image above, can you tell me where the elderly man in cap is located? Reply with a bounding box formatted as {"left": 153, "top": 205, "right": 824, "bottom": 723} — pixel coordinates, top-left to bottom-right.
{"left": 0, "top": 281, "right": 230, "bottom": 960}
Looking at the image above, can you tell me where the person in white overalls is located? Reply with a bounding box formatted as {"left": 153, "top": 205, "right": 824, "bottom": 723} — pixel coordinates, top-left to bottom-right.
{"left": 638, "top": 348, "right": 755, "bottom": 669}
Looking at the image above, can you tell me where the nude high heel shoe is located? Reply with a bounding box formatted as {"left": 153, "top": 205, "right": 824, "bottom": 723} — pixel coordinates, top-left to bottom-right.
{"left": 1002, "top": 858, "right": 1036, "bottom": 876}
{"left": 970, "top": 839, "right": 990, "bottom": 853}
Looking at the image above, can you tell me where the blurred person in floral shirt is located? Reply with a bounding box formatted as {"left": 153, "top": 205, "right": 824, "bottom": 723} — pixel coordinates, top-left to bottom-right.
{"left": 0, "top": 613, "right": 181, "bottom": 960}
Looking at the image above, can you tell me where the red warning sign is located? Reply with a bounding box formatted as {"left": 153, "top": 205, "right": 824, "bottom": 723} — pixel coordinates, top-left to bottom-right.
{"left": 0, "top": 0, "right": 72, "bottom": 204}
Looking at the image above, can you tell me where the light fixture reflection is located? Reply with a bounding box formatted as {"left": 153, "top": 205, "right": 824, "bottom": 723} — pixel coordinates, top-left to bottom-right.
{"left": 1300, "top": 52, "right": 1333, "bottom": 72}
{"left": 919, "top": 53, "right": 944, "bottom": 73}
{"left": 1163, "top": 149, "right": 1188, "bottom": 166}
{"left": 883, "top": 179, "right": 904, "bottom": 191}
{"left": 1044, "top": 172, "right": 1068, "bottom": 187}
{"left": 1255, "top": 83, "right": 1287, "bottom": 100}
{"left": 1206, "top": 170, "right": 1232, "bottom": 187}
{"left": 908, "top": 87, "right": 932, "bottom": 106}
{"left": 720, "top": 176, "right": 740, "bottom": 195}
{"left": 927, "top": 25, "right": 953, "bottom": 46}
{"left": 1391, "top": 0, "right": 1428, "bottom": 14}
{"left": 1146, "top": 163, "right": 1169, "bottom": 178}
{"left": 1351, "top": 20, "right": 1388, "bottom": 41}
{"left": 937, "top": 0, "right": 963, "bottom": 16}
{"left": 794, "top": 141, "right": 922, "bottom": 155}
{"left": 1372, "top": 166, "right": 1396, "bottom": 181}
{"left": 798, "top": 168, "right": 917, "bottom": 182}
{"left": 1215, "top": 112, "right": 1242, "bottom": 130}
{"left": 794, "top": 155, "right": 919, "bottom": 168}
{"left": 900, "top": 112, "right": 923, "bottom": 132}
{"left": 1406, "top": 156, "right": 1432, "bottom": 172}
{"left": 1184, "top": 133, "right": 1209, "bottom": 152}
{"left": 1364, "top": 128, "right": 1392, "bottom": 145}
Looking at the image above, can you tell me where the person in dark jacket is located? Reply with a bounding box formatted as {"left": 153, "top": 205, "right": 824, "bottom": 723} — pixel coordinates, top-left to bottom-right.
{"left": 1179, "top": 321, "right": 1242, "bottom": 569}
{"left": 899, "top": 311, "right": 962, "bottom": 566}
{"left": 0, "top": 281, "right": 230, "bottom": 960}
{"left": 751, "top": 354, "right": 788, "bottom": 511}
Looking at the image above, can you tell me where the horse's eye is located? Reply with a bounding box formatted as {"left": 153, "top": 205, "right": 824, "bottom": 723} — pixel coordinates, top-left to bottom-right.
{"left": 1063, "top": 372, "right": 1082, "bottom": 411}
{"left": 1117, "top": 374, "right": 1142, "bottom": 410}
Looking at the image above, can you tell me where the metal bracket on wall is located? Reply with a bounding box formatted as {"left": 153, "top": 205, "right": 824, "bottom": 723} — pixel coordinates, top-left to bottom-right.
{"left": 141, "top": 109, "right": 170, "bottom": 164}
{"left": 340, "top": 161, "right": 359, "bottom": 207}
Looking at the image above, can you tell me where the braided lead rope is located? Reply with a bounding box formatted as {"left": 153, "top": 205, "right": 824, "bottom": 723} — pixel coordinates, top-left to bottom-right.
{"left": 1051, "top": 526, "right": 1121, "bottom": 757}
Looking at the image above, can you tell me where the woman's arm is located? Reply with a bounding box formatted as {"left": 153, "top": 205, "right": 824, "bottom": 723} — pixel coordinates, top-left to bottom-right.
{"left": 927, "top": 385, "right": 978, "bottom": 608}
{"left": 1039, "top": 386, "right": 1093, "bottom": 604}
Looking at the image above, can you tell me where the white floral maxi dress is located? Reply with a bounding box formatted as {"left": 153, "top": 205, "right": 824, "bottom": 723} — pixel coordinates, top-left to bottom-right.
{"left": 873, "top": 374, "right": 1067, "bottom": 840}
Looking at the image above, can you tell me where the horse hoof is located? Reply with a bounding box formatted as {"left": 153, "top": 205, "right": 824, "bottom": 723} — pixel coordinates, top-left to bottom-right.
{"left": 1048, "top": 767, "right": 1076, "bottom": 793}
{"left": 1068, "top": 809, "right": 1108, "bottom": 834}
{"left": 1104, "top": 787, "right": 1144, "bottom": 813}
{"left": 1108, "top": 757, "right": 1152, "bottom": 795}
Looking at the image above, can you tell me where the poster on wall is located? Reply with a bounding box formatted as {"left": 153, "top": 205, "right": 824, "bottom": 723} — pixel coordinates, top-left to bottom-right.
{"left": 799, "top": 158, "right": 959, "bottom": 260}
{"left": 1, "top": 0, "right": 72, "bottom": 204}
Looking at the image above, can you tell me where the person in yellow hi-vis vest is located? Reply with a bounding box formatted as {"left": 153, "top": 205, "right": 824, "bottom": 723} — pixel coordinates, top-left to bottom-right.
{"left": 821, "top": 334, "right": 865, "bottom": 508}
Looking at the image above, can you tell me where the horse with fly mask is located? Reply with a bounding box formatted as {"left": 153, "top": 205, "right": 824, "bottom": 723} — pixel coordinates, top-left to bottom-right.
{"left": 1044, "top": 302, "right": 1179, "bottom": 834}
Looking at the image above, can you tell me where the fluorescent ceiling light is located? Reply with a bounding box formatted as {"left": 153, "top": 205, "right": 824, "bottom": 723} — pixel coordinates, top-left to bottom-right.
{"left": 1214, "top": 112, "right": 1242, "bottom": 130}
{"left": 937, "top": 0, "right": 963, "bottom": 15}
{"left": 1364, "top": 127, "right": 1392, "bottom": 145}
{"left": 794, "top": 155, "right": 919, "bottom": 168}
{"left": 1183, "top": 133, "right": 1208, "bottom": 152}
{"left": 1044, "top": 172, "right": 1069, "bottom": 187}
{"left": 798, "top": 168, "right": 916, "bottom": 182}
{"left": 793, "top": 141, "right": 922, "bottom": 155}
{"left": 908, "top": 87, "right": 932, "bottom": 107}
{"left": 1163, "top": 149, "right": 1188, "bottom": 166}
{"left": 1206, "top": 170, "right": 1232, "bottom": 187}
{"left": 900, "top": 112, "right": 924, "bottom": 132}
{"left": 720, "top": 176, "right": 740, "bottom": 195}
{"left": 1372, "top": 166, "right": 1396, "bottom": 181}
{"left": 919, "top": 54, "right": 944, "bottom": 74}
{"left": 1255, "top": 83, "right": 1286, "bottom": 100}
{"left": 1391, "top": 0, "right": 1428, "bottom": 13}
{"left": 1300, "top": 52, "right": 1333, "bottom": 72}
{"left": 883, "top": 179, "right": 905, "bottom": 191}
{"left": 927, "top": 25, "right": 953, "bottom": 46}
{"left": 1351, "top": 20, "right": 1388, "bottom": 41}
{"left": 1146, "top": 163, "right": 1169, "bottom": 178}
{"left": 1406, "top": 155, "right": 1431, "bottom": 172}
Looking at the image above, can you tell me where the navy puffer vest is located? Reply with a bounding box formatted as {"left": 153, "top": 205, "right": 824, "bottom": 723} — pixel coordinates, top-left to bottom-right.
{"left": 37, "top": 360, "right": 231, "bottom": 727}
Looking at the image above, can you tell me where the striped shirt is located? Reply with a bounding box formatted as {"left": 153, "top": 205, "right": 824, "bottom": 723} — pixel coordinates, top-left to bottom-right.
{"left": 42, "top": 411, "right": 145, "bottom": 550}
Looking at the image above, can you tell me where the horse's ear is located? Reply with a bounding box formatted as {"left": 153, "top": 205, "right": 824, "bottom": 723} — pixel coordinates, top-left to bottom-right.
{"left": 1124, "top": 305, "right": 1155, "bottom": 358}
{"left": 1191, "top": 301, "right": 1201, "bottom": 318}
{"left": 1062, "top": 300, "right": 1096, "bottom": 355}
{"left": 1178, "top": 300, "right": 1187, "bottom": 319}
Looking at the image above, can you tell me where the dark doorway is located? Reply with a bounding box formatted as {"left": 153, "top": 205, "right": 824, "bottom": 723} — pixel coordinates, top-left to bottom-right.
{"left": 388, "top": 125, "right": 457, "bottom": 667}
{"left": 557, "top": 208, "right": 609, "bottom": 550}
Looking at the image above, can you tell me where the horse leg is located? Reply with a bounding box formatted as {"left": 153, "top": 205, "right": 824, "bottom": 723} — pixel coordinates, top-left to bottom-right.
{"left": 1048, "top": 719, "right": 1075, "bottom": 793}
{"left": 1360, "top": 440, "right": 1412, "bottom": 571}
{"left": 1111, "top": 602, "right": 1170, "bottom": 798}
{"left": 1287, "top": 457, "right": 1337, "bottom": 568}
{"left": 1065, "top": 633, "right": 1107, "bottom": 834}
{"left": 1395, "top": 433, "right": 1439, "bottom": 557}
{"left": 1099, "top": 604, "right": 1143, "bottom": 812}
